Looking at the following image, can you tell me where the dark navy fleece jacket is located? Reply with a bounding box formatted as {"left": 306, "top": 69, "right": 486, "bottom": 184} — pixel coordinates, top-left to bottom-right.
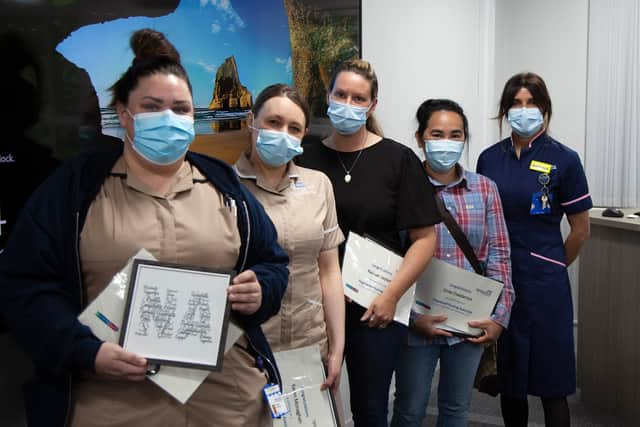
{"left": 0, "top": 143, "right": 288, "bottom": 426}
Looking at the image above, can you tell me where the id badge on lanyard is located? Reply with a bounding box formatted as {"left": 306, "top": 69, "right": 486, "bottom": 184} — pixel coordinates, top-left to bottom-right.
{"left": 263, "top": 383, "right": 289, "bottom": 418}
{"left": 529, "top": 161, "right": 553, "bottom": 215}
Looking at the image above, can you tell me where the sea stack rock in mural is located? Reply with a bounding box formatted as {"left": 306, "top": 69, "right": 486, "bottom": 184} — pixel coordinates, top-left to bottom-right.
{"left": 208, "top": 56, "right": 252, "bottom": 110}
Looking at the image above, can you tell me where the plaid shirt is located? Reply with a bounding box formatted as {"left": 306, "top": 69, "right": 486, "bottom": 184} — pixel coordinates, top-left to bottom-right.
{"left": 409, "top": 166, "right": 514, "bottom": 347}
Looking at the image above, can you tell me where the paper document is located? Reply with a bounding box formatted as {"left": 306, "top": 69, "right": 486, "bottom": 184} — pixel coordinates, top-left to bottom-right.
{"left": 78, "top": 249, "right": 243, "bottom": 403}
{"left": 341, "top": 232, "right": 415, "bottom": 326}
{"left": 413, "top": 258, "right": 504, "bottom": 336}
{"left": 273, "top": 345, "right": 338, "bottom": 427}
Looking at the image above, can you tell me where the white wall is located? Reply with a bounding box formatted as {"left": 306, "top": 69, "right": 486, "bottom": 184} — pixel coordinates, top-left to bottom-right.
{"left": 493, "top": 0, "right": 589, "bottom": 157}
{"left": 362, "top": 0, "right": 496, "bottom": 168}
{"left": 362, "top": 0, "right": 589, "bottom": 161}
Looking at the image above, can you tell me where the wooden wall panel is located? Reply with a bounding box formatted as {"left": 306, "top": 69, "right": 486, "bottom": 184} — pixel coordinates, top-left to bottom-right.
{"left": 191, "top": 130, "right": 249, "bottom": 165}
{"left": 578, "top": 224, "right": 640, "bottom": 424}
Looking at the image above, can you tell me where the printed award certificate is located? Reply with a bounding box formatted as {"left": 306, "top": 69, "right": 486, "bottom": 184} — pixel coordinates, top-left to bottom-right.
{"left": 120, "top": 260, "right": 233, "bottom": 371}
{"left": 413, "top": 258, "right": 504, "bottom": 336}
{"left": 341, "top": 232, "right": 415, "bottom": 326}
{"left": 273, "top": 345, "right": 338, "bottom": 427}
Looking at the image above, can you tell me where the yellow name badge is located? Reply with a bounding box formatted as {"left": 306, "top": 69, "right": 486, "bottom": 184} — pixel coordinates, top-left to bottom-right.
{"left": 529, "top": 160, "right": 552, "bottom": 174}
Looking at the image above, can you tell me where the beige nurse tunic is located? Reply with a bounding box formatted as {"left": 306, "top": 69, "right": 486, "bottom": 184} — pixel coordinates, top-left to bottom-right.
{"left": 72, "top": 157, "right": 272, "bottom": 427}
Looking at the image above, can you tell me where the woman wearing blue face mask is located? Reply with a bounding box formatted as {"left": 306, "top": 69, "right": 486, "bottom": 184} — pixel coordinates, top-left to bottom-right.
{"left": 297, "top": 59, "right": 440, "bottom": 427}
{"left": 233, "top": 84, "right": 345, "bottom": 408}
{"left": 477, "top": 73, "right": 592, "bottom": 427}
{"left": 0, "top": 29, "right": 289, "bottom": 427}
{"left": 391, "top": 99, "right": 514, "bottom": 427}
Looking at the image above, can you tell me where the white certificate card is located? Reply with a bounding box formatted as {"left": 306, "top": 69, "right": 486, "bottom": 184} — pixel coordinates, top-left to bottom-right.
{"left": 341, "top": 232, "right": 415, "bottom": 326}
{"left": 273, "top": 346, "right": 338, "bottom": 427}
{"left": 414, "top": 258, "right": 504, "bottom": 336}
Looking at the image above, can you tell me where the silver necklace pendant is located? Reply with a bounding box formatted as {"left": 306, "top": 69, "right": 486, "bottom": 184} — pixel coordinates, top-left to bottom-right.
{"left": 336, "top": 134, "right": 366, "bottom": 185}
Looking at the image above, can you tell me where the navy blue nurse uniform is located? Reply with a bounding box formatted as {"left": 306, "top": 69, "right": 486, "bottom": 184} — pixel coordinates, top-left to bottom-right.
{"left": 477, "top": 131, "right": 592, "bottom": 399}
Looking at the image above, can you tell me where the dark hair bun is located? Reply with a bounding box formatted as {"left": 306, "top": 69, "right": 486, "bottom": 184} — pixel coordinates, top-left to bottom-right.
{"left": 130, "top": 28, "right": 180, "bottom": 65}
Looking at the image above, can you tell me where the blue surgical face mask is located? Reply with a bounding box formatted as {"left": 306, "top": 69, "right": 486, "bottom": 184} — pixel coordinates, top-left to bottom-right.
{"left": 327, "top": 100, "right": 370, "bottom": 135}
{"left": 424, "top": 139, "right": 464, "bottom": 173}
{"left": 507, "top": 107, "right": 544, "bottom": 137}
{"left": 251, "top": 127, "right": 303, "bottom": 167}
{"left": 126, "top": 109, "right": 195, "bottom": 165}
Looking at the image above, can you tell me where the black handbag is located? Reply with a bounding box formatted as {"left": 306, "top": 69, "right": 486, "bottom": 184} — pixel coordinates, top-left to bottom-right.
{"left": 434, "top": 194, "right": 501, "bottom": 397}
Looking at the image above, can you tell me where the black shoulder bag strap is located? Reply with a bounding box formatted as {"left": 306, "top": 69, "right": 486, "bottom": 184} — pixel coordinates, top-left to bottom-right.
{"left": 435, "top": 192, "right": 502, "bottom": 396}
{"left": 434, "top": 193, "right": 485, "bottom": 276}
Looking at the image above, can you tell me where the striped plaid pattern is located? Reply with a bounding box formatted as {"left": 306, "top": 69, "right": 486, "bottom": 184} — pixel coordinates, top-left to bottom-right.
{"left": 409, "top": 166, "right": 514, "bottom": 347}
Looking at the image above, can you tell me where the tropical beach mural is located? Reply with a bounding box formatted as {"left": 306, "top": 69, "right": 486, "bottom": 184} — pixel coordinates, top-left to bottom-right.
{"left": 0, "top": 0, "right": 360, "bottom": 161}
{"left": 56, "top": 0, "right": 294, "bottom": 139}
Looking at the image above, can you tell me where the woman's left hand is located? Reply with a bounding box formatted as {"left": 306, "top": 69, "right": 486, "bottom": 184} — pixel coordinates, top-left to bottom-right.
{"left": 360, "top": 293, "right": 398, "bottom": 328}
{"left": 228, "top": 270, "right": 262, "bottom": 315}
{"left": 466, "top": 319, "right": 503, "bottom": 345}
{"left": 321, "top": 351, "right": 343, "bottom": 393}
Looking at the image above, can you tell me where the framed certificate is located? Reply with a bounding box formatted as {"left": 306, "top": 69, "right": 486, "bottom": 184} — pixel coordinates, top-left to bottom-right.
{"left": 120, "top": 259, "right": 233, "bottom": 371}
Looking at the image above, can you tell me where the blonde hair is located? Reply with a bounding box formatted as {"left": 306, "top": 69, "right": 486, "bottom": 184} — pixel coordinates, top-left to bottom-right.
{"left": 329, "top": 59, "right": 384, "bottom": 137}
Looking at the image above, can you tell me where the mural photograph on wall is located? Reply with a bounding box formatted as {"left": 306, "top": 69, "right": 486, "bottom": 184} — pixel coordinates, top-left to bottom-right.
{"left": 54, "top": 0, "right": 360, "bottom": 156}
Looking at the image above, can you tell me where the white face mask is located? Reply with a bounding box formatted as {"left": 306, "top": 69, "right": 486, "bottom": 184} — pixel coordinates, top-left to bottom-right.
{"left": 126, "top": 109, "right": 195, "bottom": 165}
{"left": 326, "top": 100, "right": 370, "bottom": 135}
{"left": 424, "top": 139, "right": 464, "bottom": 172}
{"left": 507, "top": 107, "right": 543, "bottom": 137}
{"left": 250, "top": 126, "right": 303, "bottom": 167}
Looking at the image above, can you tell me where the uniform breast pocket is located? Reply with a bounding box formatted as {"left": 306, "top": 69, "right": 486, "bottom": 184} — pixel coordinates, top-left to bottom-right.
{"left": 287, "top": 189, "right": 326, "bottom": 255}
{"left": 183, "top": 206, "right": 241, "bottom": 269}
{"left": 289, "top": 221, "right": 324, "bottom": 263}
{"left": 80, "top": 193, "right": 155, "bottom": 263}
